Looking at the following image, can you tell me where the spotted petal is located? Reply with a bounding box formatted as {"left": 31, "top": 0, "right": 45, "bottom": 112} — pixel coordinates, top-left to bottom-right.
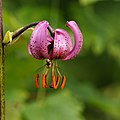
{"left": 52, "top": 29, "right": 72, "bottom": 59}
{"left": 63, "top": 21, "right": 83, "bottom": 60}
{"left": 28, "top": 20, "right": 52, "bottom": 59}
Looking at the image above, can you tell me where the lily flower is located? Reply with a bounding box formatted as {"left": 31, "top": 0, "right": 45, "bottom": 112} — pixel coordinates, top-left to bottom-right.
{"left": 28, "top": 20, "right": 83, "bottom": 89}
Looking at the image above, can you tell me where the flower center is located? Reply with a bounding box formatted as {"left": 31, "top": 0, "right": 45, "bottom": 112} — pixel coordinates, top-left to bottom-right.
{"left": 35, "top": 59, "right": 66, "bottom": 89}
{"left": 47, "top": 41, "right": 54, "bottom": 55}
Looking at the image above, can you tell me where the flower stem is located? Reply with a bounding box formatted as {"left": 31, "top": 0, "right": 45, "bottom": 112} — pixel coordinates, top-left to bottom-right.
{"left": 0, "top": 0, "right": 5, "bottom": 119}
{"left": 0, "top": 42, "right": 5, "bottom": 120}
{"left": 12, "top": 22, "right": 39, "bottom": 40}
{"left": 3, "top": 22, "right": 39, "bottom": 46}
{"left": 47, "top": 26, "right": 54, "bottom": 38}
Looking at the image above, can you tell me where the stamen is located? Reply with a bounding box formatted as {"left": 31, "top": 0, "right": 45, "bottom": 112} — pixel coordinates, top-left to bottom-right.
{"left": 54, "top": 76, "right": 60, "bottom": 89}
{"left": 35, "top": 74, "right": 39, "bottom": 88}
{"left": 42, "top": 74, "right": 48, "bottom": 88}
{"left": 50, "top": 62, "right": 56, "bottom": 89}
{"left": 55, "top": 61, "right": 62, "bottom": 77}
{"left": 60, "top": 76, "right": 66, "bottom": 89}
{"left": 50, "top": 74, "right": 56, "bottom": 89}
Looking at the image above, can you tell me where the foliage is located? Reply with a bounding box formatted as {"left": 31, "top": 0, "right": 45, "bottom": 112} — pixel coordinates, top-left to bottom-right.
{"left": 2, "top": 0, "right": 120, "bottom": 120}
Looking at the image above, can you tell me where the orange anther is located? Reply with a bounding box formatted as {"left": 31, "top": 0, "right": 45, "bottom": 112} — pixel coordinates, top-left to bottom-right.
{"left": 35, "top": 74, "right": 39, "bottom": 88}
{"left": 42, "top": 74, "right": 48, "bottom": 88}
{"left": 60, "top": 76, "right": 66, "bottom": 89}
{"left": 54, "top": 76, "right": 60, "bottom": 89}
{"left": 50, "top": 75, "right": 56, "bottom": 89}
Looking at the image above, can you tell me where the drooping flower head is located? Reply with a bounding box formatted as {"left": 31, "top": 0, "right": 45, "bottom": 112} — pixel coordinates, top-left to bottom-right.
{"left": 28, "top": 20, "right": 83, "bottom": 89}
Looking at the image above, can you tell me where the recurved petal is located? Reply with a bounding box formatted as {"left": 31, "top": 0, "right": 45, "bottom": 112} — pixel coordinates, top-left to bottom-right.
{"left": 52, "top": 29, "right": 72, "bottom": 59}
{"left": 28, "top": 40, "right": 43, "bottom": 59}
{"left": 28, "top": 41, "right": 32, "bottom": 56}
{"left": 63, "top": 21, "right": 83, "bottom": 60}
{"left": 28, "top": 20, "right": 50, "bottom": 59}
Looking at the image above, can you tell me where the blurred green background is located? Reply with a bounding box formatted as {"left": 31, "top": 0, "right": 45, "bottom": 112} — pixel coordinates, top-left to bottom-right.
{"left": 2, "top": 0, "right": 120, "bottom": 120}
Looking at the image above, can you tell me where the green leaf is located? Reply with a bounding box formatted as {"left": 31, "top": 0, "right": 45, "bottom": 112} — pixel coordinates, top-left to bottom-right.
{"left": 23, "top": 90, "right": 84, "bottom": 120}
{"left": 6, "top": 89, "right": 29, "bottom": 120}
{"left": 69, "top": 1, "right": 120, "bottom": 62}
{"left": 79, "top": 0, "right": 100, "bottom": 6}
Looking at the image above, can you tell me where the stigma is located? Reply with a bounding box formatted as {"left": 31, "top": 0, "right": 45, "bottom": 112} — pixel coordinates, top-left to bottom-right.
{"left": 34, "top": 59, "right": 66, "bottom": 90}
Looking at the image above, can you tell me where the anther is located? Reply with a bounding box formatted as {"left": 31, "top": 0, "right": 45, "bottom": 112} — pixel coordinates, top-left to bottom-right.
{"left": 54, "top": 76, "right": 60, "bottom": 89}
{"left": 60, "top": 76, "right": 66, "bottom": 89}
{"left": 35, "top": 74, "right": 39, "bottom": 88}
{"left": 50, "top": 74, "right": 56, "bottom": 89}
{"left": 42, "top": 74, "right": 48, "bottom": 88}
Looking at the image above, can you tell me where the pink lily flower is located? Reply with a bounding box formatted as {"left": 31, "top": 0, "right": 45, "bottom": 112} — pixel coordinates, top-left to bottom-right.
{"left": 28, "top": 20, "right": 83, "bottom": 89}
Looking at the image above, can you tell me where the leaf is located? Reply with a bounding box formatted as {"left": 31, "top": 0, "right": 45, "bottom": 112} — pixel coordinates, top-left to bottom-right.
{"left": 69, "top": 1, "right": 120, "bottom": 62}
{"left": 3, "top": 31, "right": 14, "bottom": 44}
{"left": 79, "top": 0, "right": 100, "bottom": 6}
{"left": 23, "top": 90, "right": 84, "bottom": 120}
{"left": 6, "top": 89, "right": 29, "bottom": 120}
{"left": 59, "top": 57, "right": 120, "bottom": 119}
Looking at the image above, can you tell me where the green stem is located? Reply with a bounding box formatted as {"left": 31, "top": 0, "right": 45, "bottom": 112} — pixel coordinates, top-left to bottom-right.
{"left": 1, "top": 43, "right": 5, "bottom": 120}
{"left": 0, "top": 0, "right": 5, "bottom": 119}
{"left": 12, "top": 22, "right": 39, "bottom": 40}
{"left": 3, "top": 22, "right": 39, "bottom": 45}
{"left": 47, "top": 26, "right": 54, "bottom": 38}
